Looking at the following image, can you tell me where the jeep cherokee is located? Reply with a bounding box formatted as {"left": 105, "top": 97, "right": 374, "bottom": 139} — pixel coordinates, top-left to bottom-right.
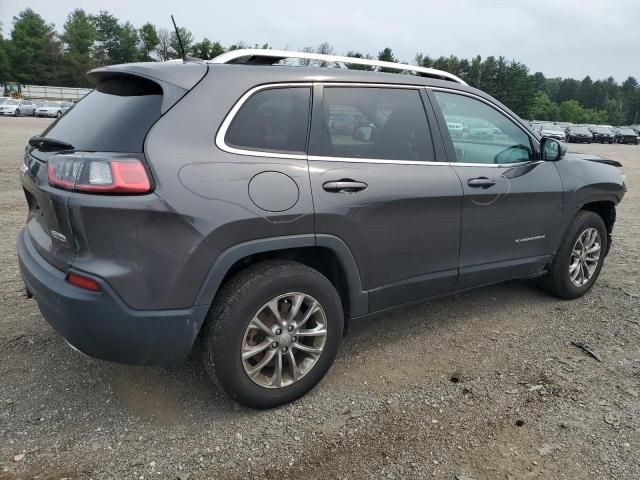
{"left": 17, "top": 49, "right": 626, "bottom": 408}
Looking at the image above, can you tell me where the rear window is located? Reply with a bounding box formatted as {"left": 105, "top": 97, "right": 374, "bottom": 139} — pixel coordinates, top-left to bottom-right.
{"left": 225, "top": 87, "right": 311, "bottom": 154}
{"left": 41, "top": 76, "right": 163, "bottom": 152}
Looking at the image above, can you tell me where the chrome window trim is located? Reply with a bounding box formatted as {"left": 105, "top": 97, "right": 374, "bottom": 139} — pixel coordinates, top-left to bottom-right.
{"left": 215, "top": 81, "right": 542, "bottom": 168}
{"left": 307, "top": 155, "right": 446, "bottom": 166}
{"left": 215, "top": 82, "right": 312, "bottom": 160}
{"left": 216, "top": 82, "right": 438, "bottom": 163}
{"left": 451, "top": 160, "right": 543, "bottom": 168}
{"left": 321, "top": 82, "right": 423, "bottom": 89}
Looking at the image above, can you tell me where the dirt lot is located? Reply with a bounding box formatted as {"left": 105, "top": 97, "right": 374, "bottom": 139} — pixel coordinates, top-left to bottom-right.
{"left": 0, "top": 116, "right": 638, "bottom": 479}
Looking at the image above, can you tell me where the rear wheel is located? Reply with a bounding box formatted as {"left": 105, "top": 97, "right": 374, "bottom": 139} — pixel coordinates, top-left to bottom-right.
{"left": 201, "top": 260, "right": 344, "bottom": 409}
{"left": 14, "top": 109, "right": 19, "bottom": 117}
{"left": 56, "top": 110, "right": 62, "bottom": 117}
{"left": 540, "top": 211, "right": 607, "bottom": 299}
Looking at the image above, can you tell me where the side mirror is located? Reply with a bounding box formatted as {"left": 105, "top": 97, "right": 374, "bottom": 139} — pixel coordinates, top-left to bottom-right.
{"left": 541, "top": 137, "right": 567, "bottom": 161}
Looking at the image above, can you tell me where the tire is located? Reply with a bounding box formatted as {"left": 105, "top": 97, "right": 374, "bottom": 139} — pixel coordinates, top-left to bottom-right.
{"left": 539, "top": 210, "right": 607, "bottom": 299}
{"left": 14, "top": 109, "right": 19, "bottom": 117}
{"left": 201, "top": 260, "right": 344, "bottom": 409}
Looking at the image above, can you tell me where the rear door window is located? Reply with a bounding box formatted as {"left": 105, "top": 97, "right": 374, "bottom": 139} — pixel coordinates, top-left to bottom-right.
{"left": 40, "top": 76, "right": 163, "bottom": 152}
{"left": 319, "top": 87, "right": 434, "bottom": 161}
{"left": 225, "top": 87, "right": 311, "bottom": 154}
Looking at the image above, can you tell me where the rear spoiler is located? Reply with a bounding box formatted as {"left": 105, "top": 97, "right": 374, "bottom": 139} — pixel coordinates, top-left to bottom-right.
{"left": 87, "top": 62, "right": 208, "bottom": 114}
{"left": 88, "top": 62, "right": 207, "bottom": 90}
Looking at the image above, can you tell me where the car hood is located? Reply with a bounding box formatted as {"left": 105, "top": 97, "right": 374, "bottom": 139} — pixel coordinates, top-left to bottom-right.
{"left": 564, "top": 152, "right": 622, "bottom": 167}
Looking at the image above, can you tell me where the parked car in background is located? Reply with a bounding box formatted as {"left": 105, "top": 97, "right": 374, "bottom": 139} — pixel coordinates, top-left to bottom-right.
{"left": 17, "top": 50, "right": 627, "bottom": 408}
{"left": 566, "top": 125, "right": 593, "bottom": 143}
{"left": 590, "top": 126, "right": 615, "bottom": 143}
{"left": 0, "top": 99, "right": 38, "bottom": 116}
{"left": 540, "top": 123, "right": 567, "bottom": 141}
{"left": 614, "top": 127, "right": 639, "bottom": 145}
{"left": 531, "top": 122, "right": 544, "bottom": 133}
{"left": 35, "top": 101, "right": 71, "bottom": 118}
{"left": 446, "top": 119, "right": 465, "bottom": 137}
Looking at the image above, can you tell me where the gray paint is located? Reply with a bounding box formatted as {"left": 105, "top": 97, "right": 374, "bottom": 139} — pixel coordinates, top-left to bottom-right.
{"left": 248, "top": 171, "right": 300, "bottom": 212}
{"left": 18, "top": 61, "right": 627, "bottom": 365}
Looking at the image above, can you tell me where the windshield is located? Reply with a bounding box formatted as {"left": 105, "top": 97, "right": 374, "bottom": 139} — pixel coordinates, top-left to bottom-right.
{"left": 542, "top": 124, "right": 563, "bottom": 132}
{"left": 44, "top": 102, "right": 60, "bottom": 107}
{"left": 4, "top": 99, "right": 18, "bottom": 106}
{"left": 571, "top": 127, "right": 591, "bottom": 133}
{"left": 619, "top": 128, "right": 636, "bottom": 134}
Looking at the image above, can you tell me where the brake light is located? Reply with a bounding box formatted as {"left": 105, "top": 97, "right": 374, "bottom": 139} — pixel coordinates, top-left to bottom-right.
{"left": 48, "top": 155, "right": 151, "bottom": 194}
{"left": 66, "top": 273, "right": 100, "bottom": 292}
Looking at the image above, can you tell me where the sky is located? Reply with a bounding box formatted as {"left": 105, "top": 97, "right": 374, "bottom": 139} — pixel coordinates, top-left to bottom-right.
{"left": 1, "top": 0, "right": 638, "bottom": 82}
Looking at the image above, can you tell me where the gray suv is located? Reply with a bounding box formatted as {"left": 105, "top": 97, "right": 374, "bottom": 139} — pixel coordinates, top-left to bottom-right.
{"left": 17, "top": 50, "right": 626, "bottom": 408}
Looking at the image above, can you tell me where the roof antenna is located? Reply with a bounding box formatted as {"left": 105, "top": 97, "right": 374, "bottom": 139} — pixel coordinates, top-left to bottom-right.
{"left": 170, "top": 14, "right": 200, "bottom": 62}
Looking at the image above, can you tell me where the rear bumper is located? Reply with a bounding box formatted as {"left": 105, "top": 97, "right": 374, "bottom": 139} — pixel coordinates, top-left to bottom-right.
{"left": 17, "top": 229, "right": 209, "bottom": 365}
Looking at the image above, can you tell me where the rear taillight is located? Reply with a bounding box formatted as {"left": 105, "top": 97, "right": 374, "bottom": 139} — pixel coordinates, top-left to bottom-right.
{"left": 48, "top": 155, "right": 151, "bottom": 194}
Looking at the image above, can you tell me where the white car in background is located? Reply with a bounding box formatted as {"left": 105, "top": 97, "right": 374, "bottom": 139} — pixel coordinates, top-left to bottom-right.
{"left": 0, "top": 99, "right": 37, "bottom": 116}
{"left": 35, "top": 101, "right": 71, "bottom": 118}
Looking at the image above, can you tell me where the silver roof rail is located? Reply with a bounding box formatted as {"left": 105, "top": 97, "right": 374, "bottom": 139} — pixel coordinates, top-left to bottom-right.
{"left": 209, "top": 49, "right": 468, "bottom": 85}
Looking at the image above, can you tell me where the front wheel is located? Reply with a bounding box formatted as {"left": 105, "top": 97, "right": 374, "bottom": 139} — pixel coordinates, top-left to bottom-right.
{"left": 201, "top": 260, "right": 344, "bottom": 409}
{"left": 14, "top": 109, "right": 20, "bottom": 117}
{"left": 540, "top": 211, "right": 607, "bottom": 299}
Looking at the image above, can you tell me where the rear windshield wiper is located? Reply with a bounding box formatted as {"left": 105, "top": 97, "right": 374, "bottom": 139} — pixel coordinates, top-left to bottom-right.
{"left": 28, "top": 136, "right": 75, "bottom": 151}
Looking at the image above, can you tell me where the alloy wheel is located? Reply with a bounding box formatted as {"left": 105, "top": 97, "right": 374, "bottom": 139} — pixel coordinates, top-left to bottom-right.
{"left": 569, "top": 228, "right": 601, "bottom": 287}
{"left": 241, "top": 292, "right": 328, "bottom": 389}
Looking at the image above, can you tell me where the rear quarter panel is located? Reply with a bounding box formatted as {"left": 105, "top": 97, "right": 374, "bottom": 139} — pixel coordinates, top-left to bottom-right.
{"left": 144, "top": 66, "right": 315, "bottom": 257}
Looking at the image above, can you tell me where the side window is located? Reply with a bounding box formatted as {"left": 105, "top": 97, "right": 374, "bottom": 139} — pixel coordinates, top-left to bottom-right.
{"left": 321, "top": 87, "right": 434, "bottom": 161}
{"left": 433, "top": 91, "right": 533, "bottom": 164}
{"left": 225, "top": 87, "right": 311, "bottom": 154}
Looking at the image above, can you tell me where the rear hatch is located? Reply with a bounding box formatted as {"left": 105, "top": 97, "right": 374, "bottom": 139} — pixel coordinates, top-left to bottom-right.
{"left": 20, "top": 62, "right": 207, "bottom": 271}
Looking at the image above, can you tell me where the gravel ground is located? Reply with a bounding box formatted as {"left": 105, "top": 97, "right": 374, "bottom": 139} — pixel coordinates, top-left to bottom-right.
{"left": 0, "top": 117, "right": 639, "bottom": 480}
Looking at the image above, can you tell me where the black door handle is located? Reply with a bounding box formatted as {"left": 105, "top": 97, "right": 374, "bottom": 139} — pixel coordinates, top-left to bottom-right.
{"left": 467, "top": 177, "right": 497, "bottom": 189}
{"left": 322, "top": 180, "right": 368, "bottom": 193}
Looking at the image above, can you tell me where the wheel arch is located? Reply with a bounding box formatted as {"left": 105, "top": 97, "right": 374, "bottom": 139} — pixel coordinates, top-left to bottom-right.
{"left": 194, "top": 234, "right": 368, "bottom": 329}
{"left": 579, "top": 199, "right": 616, "bottom": 255}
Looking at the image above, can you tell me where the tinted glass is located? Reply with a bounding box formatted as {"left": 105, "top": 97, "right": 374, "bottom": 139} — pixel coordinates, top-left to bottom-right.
{"left": 434, "top": 91, "right": 533, "bottom": 164}
{"left": 41, "top": 77, "right": 163, "bottom": 152}
{"left": 226, "top": 87, "right": 311, "bottom": 154}
{"left": 320, "top": 87, "right": 433, "bottom": 161}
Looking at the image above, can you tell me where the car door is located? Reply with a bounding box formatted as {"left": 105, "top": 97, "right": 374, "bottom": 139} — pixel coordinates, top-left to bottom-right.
{"left": 308, "top": 85, "right": 463, "bottom": 313}
{"left": 429, "top": 89, "right": 564, "bottom": 289}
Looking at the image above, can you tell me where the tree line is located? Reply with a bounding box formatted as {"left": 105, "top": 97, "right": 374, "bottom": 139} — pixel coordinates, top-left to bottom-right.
{"left": 1, "top": 8, "right": 638, "bottom": 125}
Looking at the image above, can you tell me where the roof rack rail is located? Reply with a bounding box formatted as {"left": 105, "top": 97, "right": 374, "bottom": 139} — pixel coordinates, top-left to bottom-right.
{"left": 209, "top": 49, "right": 467, "bottom": 85}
